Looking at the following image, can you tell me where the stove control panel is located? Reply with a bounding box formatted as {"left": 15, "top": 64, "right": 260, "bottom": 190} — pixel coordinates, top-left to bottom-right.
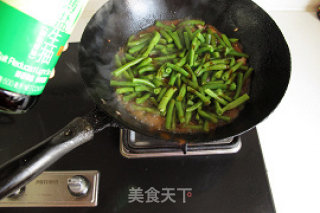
{"left": 0, "top": 171, "right": 99, "bottom": 207}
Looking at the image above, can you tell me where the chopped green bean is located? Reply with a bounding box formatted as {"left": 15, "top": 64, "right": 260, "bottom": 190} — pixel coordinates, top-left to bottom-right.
{"left": 113, "top": 57, "right": 145, "bottom": 77}
{"left": 132, "top": 78, "right": 156, "bottom": 88}
{"left": 166, "top": 99, "right": 176, "bottom": 129}
{"left": 136, "top": 93, "right": 152, "bottom": 104}
{"left": 116, "top": 87, "right": 134, "bottom": 94}
{"left": 158, "top": 87, "right": 178, "bottom": 113}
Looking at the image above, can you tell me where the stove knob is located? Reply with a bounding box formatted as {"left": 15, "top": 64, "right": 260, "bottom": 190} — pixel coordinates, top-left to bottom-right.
{"left": 67, "top": 175, "right": 90, "bottom": 197}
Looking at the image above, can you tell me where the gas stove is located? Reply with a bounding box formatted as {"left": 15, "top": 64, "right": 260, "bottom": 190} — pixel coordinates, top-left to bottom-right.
{"left": 0, "top": 43, "right": 275, "bottom": 213}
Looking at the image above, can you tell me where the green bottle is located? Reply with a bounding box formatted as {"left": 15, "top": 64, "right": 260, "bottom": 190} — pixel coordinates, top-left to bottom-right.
{"left": 0, "top": 0, "right": 88, "bottom": 114}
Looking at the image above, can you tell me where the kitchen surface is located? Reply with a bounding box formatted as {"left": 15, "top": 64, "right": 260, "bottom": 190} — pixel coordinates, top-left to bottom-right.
{"left": 0, "top": 0, "right": 320, "bottom": 212}
{"left": 0, "top": 43, "right": 275, "bottom": 213}
{"left": 70, "top": 1, "right": 320, "bottom": 212}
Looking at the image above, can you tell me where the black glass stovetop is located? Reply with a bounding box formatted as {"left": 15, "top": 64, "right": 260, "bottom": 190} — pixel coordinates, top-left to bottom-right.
{"left": 0, "top": 43, "right": 275, "bottom": 213}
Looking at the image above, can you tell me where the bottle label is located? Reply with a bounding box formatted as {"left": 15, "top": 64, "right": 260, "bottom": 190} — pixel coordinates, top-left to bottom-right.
{"left": 0, "top": 0, "right": 87, "bottom": 95}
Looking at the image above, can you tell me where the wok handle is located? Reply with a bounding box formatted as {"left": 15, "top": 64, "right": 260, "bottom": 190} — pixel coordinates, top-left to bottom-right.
{"left": 0, "top": 107, "right": 116, "bottom": 200}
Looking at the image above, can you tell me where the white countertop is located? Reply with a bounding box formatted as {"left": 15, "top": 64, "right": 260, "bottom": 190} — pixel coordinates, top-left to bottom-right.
{"left": 70, "top": 8, "right": 320, "bottom": 213}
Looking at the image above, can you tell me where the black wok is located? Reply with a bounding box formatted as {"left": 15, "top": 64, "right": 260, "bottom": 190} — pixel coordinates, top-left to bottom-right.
{"left": 0, "top": 0, "right": 290, "bottom": 199}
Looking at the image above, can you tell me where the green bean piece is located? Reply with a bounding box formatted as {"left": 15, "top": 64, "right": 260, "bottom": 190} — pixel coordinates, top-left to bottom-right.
{"left": 229, "top": 38, "right": 239, "bottom": 43}
{"left": 115, "top": 54, "right": 122, "bottom": 67}
{"left": 172, "top": 107, "right": 177, "bottom": 130}
{"left": 142, "top": 31, "right": 161, "bottom": 57}
{"left": 169, "top": 31, "right": 183, "bottom": 50}
{"left": 173, "top": 58, "right": 179, "bottom": 64}
{"left": 226, "top": 48, "right": 249, "bottom": 58}
{"left": 185, "top": 111, "right": 192, "bottom": 124}
{"left": 181, "top": 76, "right": 199, "bottom": 90}
{"left": 215, "top": 70, "right": 223, "bottom": 79}
{"left": 213, "top": 33, "right": 226, "bottom": 47}
{"left": 184, "top": 32, "right": 191, "bottom": 50}
{"left": 176, "top": 55, "right": 187, "bottom": 67}
{"left": 157, "top": 87, "right": 168, "bottom": 102}
{"left": 139, "top": 32, "right": 153, "bottom": 38}
{"left": 244, "top": 67, "right": 254, "bottom": 82}
{"left": 205, "top": 33, "right": 212, "bottom": 45}
{"left": 160, "top": 30, "right": 173, "bottom": 43}
{"left": 198, "top": 109, "right": 218, "bottom": 123}
{"left": 138, "top": 65, "right": 156, "bottom": 75}
{"left": 204, "top": 64, "right": 229, "bottom": 71}
{"left": 175, "top": 101, "right": 186, "bottom": 123}
{"left": 185, "top": 26, "right": 193, "bottom": 39}
{"left": 229, "top": 82, "right": 237, "bottom": 91}
{"left": 134, "top": 85, "right": 153, "bottom": 92}
{"left": 124, "top": 54, "right": 135, "bottom": 62}
{"left": 136, "top": 93, "right": 152, "bottom": 104}
{"left": 153, "top": 53, "right": 177, "bottom": 62}
{"left": 113, "top": 57, "right": 145, "bottom": 77}
{"left": 176, "top": 73, "right": 181, "bottom": 88}
{"left": 221, "top": 34, "right": 232, "bottom": 48}
{"left": 234, "top": 73, "right": 244, "bottom": 99}
{"left": 132, "top": 78, "right": 156, "bottom": 88}
{"left": 189, "top": 38, "right": 200, "bottom": 66}
{"left": 128, "top": 36, "right": 150, "bottom": 47}
{"left": 204, "top": 88, "right": 228, "bottom": 105}
{"left": 132, "top": 105, "right": 160, "bottom": 115}
{"left": 163, "top": 67, "right": 173, "bottom": 77}
{"left": 203, "top": 120, "right": 210, "bottom": 132}
{"left": 178, "top": 19, "right": 205, "bottom": 28}
{"left": 135, "top": 58, "right": 153, "bottom": 70}
{"left": 225, "top": 72, "right": 237, "bottom": 84}
{"left": 217, "top": 115, "right": 231, "bottom": 122}
{"left": 110, "top": 80, "right": 135, "bottom": 87}
{"left": 169, "top": 72, "right": 181, "bottom": 86}
{"left": 155, "top": 44, "right": 166, "bottom": 51}
{"left": 128, "top": 42, "right": 147, "bottom": 54}
{"left": 212, "top": 51, "right": 221, "bottom": 58}
{"left": 128, "top": 34, "right": 135, "bottom": 42}
{"left": 203, "top": 82, "right": 228, "bottom": 90}
{"left": 198, "top": 33, "right": 206, "bottom": 44}
{"left": 153, "top": 88, "right": 161, "bottom": 95}
{"left": 198, "top": 45, "right": 214, "bottom": 54}
{"left": 230, "top": 57, "right": 236, "bottom": 67}
{"left": 158, "top": 87, "right": 178, "bottom": 113}
{"left": 187, "top": 99, "right": 194, "bottom": 105}
{"left": 166, "top": 63, "right": 190, "bottom": 77}
{"left": 201, "top": 72, "right": 209, "bottom": 85}
{"left": 215, "top": 101, "right": 222, "bottom": 115}
{"left": 123, "top": 92, "right": 139, "bottom": 102}
{"left": 157, "top": 39, "right": 167, "bottom": 46}
{"left": 116, "top": 87, "right": 134, "bottom": 94}
{"left": 166, "top": 99, "right": 176, "bottom": 129}
{"left": 186, "top": 101, "right": 203, "bottom": 112}
{"left": 155, "top": 20, "right": 175, "bottom": 31}
{"left": 177, "top": 84, "right": 187, "bottom": 101}
{"left": 203, "top": 59, "right": 230, "bottom": 67}
{"left": 184, "top": 64, "right": 199, "bottom": 87}
{"left": 179, "top": 49, "right": 187, "bottom": 58}
{"left": 187, "top": 86, "right": 211, "bottom": 105}
{"left": 240, "top": 65, "right": 249, "bottom": 71}
{"left": 230, "top": 61, "right": 244, "bottom": 73}
{"left": 217, "top": 94, "right": 250, "bottom": 115}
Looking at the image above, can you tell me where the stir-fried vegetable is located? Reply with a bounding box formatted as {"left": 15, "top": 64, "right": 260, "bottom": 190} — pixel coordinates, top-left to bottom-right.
{"left": 110, "top": 19, "right": 254, "bottom": 132}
